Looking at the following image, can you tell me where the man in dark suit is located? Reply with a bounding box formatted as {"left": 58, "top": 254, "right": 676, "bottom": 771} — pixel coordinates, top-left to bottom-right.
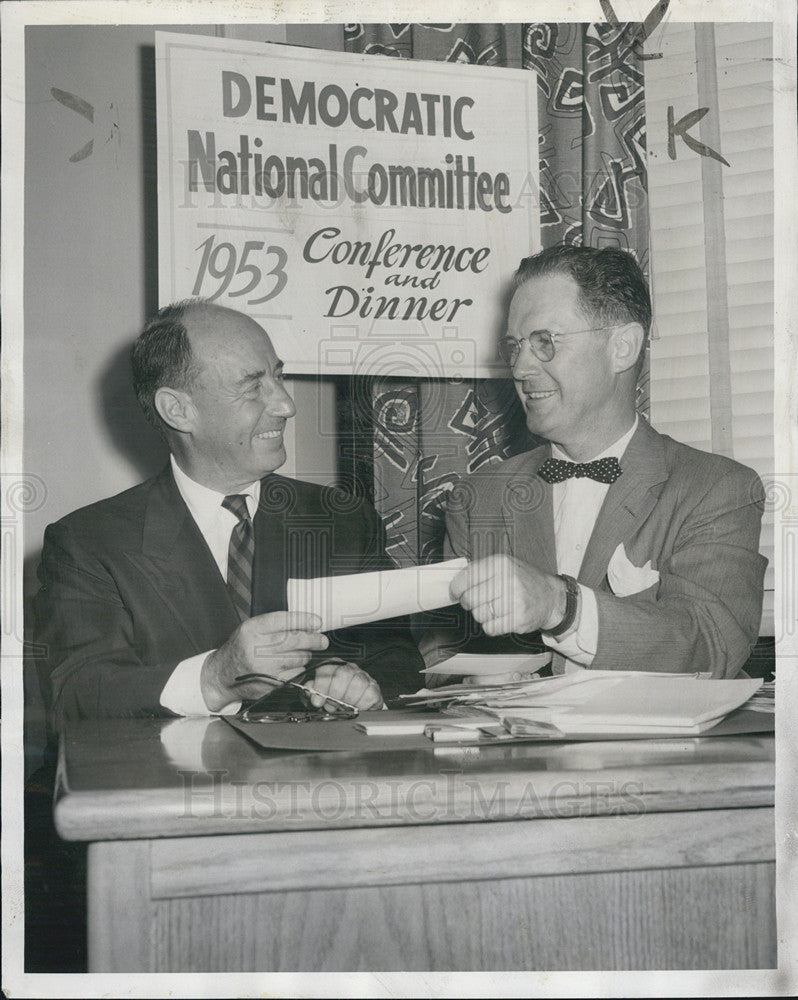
{"left": 34, "top": 300, "right": 424, "bottom": 727}
{"left": 436, "top": 245, "right": 766, "bottom": 677}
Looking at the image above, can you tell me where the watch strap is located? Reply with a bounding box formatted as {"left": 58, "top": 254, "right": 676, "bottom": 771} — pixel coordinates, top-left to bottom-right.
{"left": 545, "top": 574, "right": 580, "bottom": 638}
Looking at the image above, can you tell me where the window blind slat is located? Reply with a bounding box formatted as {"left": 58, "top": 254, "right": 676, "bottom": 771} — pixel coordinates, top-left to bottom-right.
{"left": 646, "top": 373, "right": 710, "bottom": 399}
{"left": 725, "top": 216, "right": 773, "bottom": 240}
{"left": 715, "top": 61, "right": 774, "bottom": 89}
{"left": 720, "top": 146, "right": 773, "bottom": 171}
{"left": 728, "top": 327, "right": 774, "bottom": 349}
{"left": 649, "top": 226, "right": 711, "bottom": 253}
{"left": 723, "top": 172, "right": 774, "bottom": 200}
{"left": 725, "top": 237, "right": 774, "bottom": 265}
{"left": 728, "top": 282, "right": 773, "bottom": 308}
{"left": 725, "top": 259, "right": 774, "bottom": 284}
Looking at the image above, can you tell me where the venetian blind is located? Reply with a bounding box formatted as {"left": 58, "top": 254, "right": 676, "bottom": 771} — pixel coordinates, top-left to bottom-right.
{"left": 645, "top": 21, "right": 774, "bottom": 634}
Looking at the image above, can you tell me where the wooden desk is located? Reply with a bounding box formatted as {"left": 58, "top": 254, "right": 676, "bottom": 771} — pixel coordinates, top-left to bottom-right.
{"left": 54, "top": 717, "right": 776, "bottom": 972}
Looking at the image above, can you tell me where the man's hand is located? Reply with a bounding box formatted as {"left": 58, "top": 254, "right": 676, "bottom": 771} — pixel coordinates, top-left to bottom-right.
{"left": 450, "top": 554, "right": 567, "bottom": 636}
{"left": 305, "top": 660, "right": 384, "bottom": 712}
{"left": 201, "top": 611, "right": 329, "bottom": 712}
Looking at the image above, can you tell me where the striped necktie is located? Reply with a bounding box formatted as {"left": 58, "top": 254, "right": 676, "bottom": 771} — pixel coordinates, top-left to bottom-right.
{"left": 222, "top": 494, "right": 254, "bottom": 621}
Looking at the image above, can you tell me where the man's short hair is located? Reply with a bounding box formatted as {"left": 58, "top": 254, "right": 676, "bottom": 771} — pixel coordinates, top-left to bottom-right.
{"left": 514, "top": 244, "right": 652, "bottom": 337}
{"left": 131, "top": 299, "right": 206, "bottom": 432}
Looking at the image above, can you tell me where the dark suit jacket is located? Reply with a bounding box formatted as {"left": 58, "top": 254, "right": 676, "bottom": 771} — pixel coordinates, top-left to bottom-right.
{"left": 34, "top": 466, "right": 424, "bottom": 727}
{"left": 442, "top": 419, "right": 767, "bottom": 677}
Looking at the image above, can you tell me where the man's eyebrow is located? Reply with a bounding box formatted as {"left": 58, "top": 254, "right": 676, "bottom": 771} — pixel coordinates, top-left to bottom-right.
{"left": 236, "top": 361, "right": 284, "bottom": 387}
{"left": 236, "top": 369, "right": 267, "bottom": 387}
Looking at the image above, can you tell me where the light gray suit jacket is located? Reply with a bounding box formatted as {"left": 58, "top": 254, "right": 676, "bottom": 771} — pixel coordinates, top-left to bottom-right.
{"left": 443, "top": 419, "right": 766, "bottom": 677}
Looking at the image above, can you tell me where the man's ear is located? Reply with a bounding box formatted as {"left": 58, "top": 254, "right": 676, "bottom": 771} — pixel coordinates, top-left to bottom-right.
{"left": 609, "top": 323, "right": 645, "bottom": 375}
{"left": 154, "top": 386, "right": 195, "bottom": 433}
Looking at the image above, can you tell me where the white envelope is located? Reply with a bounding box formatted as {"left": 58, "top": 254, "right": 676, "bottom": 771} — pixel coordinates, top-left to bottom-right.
{"left": 607, "top": 543, "right": 660, "bottom": 597}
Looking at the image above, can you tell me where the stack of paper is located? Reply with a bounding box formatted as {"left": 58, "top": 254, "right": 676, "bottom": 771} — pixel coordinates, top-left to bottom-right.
{"left": 399, "top": 671, "right": 580, "bottom": 709}
{"left": 740, "top": 679, "right": 775, "bottom": 714}
{"left": 398, "top": 670, "right": 763, "bottom": 738}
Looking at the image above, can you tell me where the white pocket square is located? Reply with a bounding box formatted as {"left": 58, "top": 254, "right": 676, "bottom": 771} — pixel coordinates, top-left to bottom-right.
{"left": 607, "top": 543, "right": 660, "bottom": 597}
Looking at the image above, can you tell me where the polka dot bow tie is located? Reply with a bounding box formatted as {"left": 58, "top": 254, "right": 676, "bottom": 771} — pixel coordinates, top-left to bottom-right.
{"left": 538, "top": 456, "right": 623, "bottom": 485}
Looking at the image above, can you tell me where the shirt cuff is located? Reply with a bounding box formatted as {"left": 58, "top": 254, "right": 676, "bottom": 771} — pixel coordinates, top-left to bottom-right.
{"left": 541, "top": 584, "right": 597, "bottom": 666}
{"left": 160, "top": 651, "right": 242, "bottom": 716}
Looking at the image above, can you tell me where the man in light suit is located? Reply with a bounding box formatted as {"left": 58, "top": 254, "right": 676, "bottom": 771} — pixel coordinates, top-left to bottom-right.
{"left": 437, "top": 244, "right": 766, "bottom": 676}
{"left": 34, "top": 301, "right": 424, "bottom": 728}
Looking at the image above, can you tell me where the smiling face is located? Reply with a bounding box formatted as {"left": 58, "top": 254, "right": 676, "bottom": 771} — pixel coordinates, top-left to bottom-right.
{"left": 508, "top": 272, "right": 635, "bottom": 460}
{"left": 177, "top": 306, "right": 296, "bottom": 492}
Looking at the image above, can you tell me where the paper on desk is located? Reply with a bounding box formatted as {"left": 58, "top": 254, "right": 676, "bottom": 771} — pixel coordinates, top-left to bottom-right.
{"left": 422, "top": 652, "right": 551, "bottom": 679}
{"left": 354, "top": 710, "right": 520, "bottom": 742}
{"left": 398, "top": 670, "right": 763, "bottom": 736}
{"left": 287, "top": 557, "right": 467, "bottom": 632}
{"left": 478, "top": 672, "right": 763, "bottom": 734}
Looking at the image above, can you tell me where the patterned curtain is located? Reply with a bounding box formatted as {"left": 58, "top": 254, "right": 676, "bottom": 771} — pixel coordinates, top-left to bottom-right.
{"left": 340, "top": 22, "right": 649, "bottom": 567}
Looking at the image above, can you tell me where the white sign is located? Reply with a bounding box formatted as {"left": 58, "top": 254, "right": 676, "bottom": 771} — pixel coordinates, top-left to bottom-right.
{"left": 156, "top": 32, "right": 539, "bottom": 378}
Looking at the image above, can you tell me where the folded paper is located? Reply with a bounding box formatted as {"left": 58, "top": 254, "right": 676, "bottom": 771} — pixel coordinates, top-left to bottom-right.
{"left": 287, "top": 557, "right": 467, "bottom": 632}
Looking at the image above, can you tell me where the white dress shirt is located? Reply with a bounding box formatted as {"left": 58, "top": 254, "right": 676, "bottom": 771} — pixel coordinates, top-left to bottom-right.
{"left": 541, "top": 417, "right": 638, "bottom": 671}
{"left": 159, "top": 456, "right": 260, "bottom": 715}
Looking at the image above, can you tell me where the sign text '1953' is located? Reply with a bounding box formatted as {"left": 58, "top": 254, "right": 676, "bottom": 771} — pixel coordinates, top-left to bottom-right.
{"left": 192, "top": 235, "right": 288, "bottom": 304}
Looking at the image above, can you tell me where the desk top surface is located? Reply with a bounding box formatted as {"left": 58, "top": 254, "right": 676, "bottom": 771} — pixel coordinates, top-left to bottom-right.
{"left": 54, "top": 715, "right": 775, "bottom": 841}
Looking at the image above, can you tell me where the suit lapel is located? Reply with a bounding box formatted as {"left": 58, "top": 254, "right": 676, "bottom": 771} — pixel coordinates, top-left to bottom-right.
{"left": 502, "top": 448, "right": 558, "bottom": 574}
{"left": 133, "top": 465, "right": 239, "bottom": 651}
{"left": 578, "top": 419, "right": 669, "bottom": 589}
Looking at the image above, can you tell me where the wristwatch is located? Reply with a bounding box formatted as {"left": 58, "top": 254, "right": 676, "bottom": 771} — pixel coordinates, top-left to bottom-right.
{"left": 545, "top": 574, "right": 580, "bottom": 638}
